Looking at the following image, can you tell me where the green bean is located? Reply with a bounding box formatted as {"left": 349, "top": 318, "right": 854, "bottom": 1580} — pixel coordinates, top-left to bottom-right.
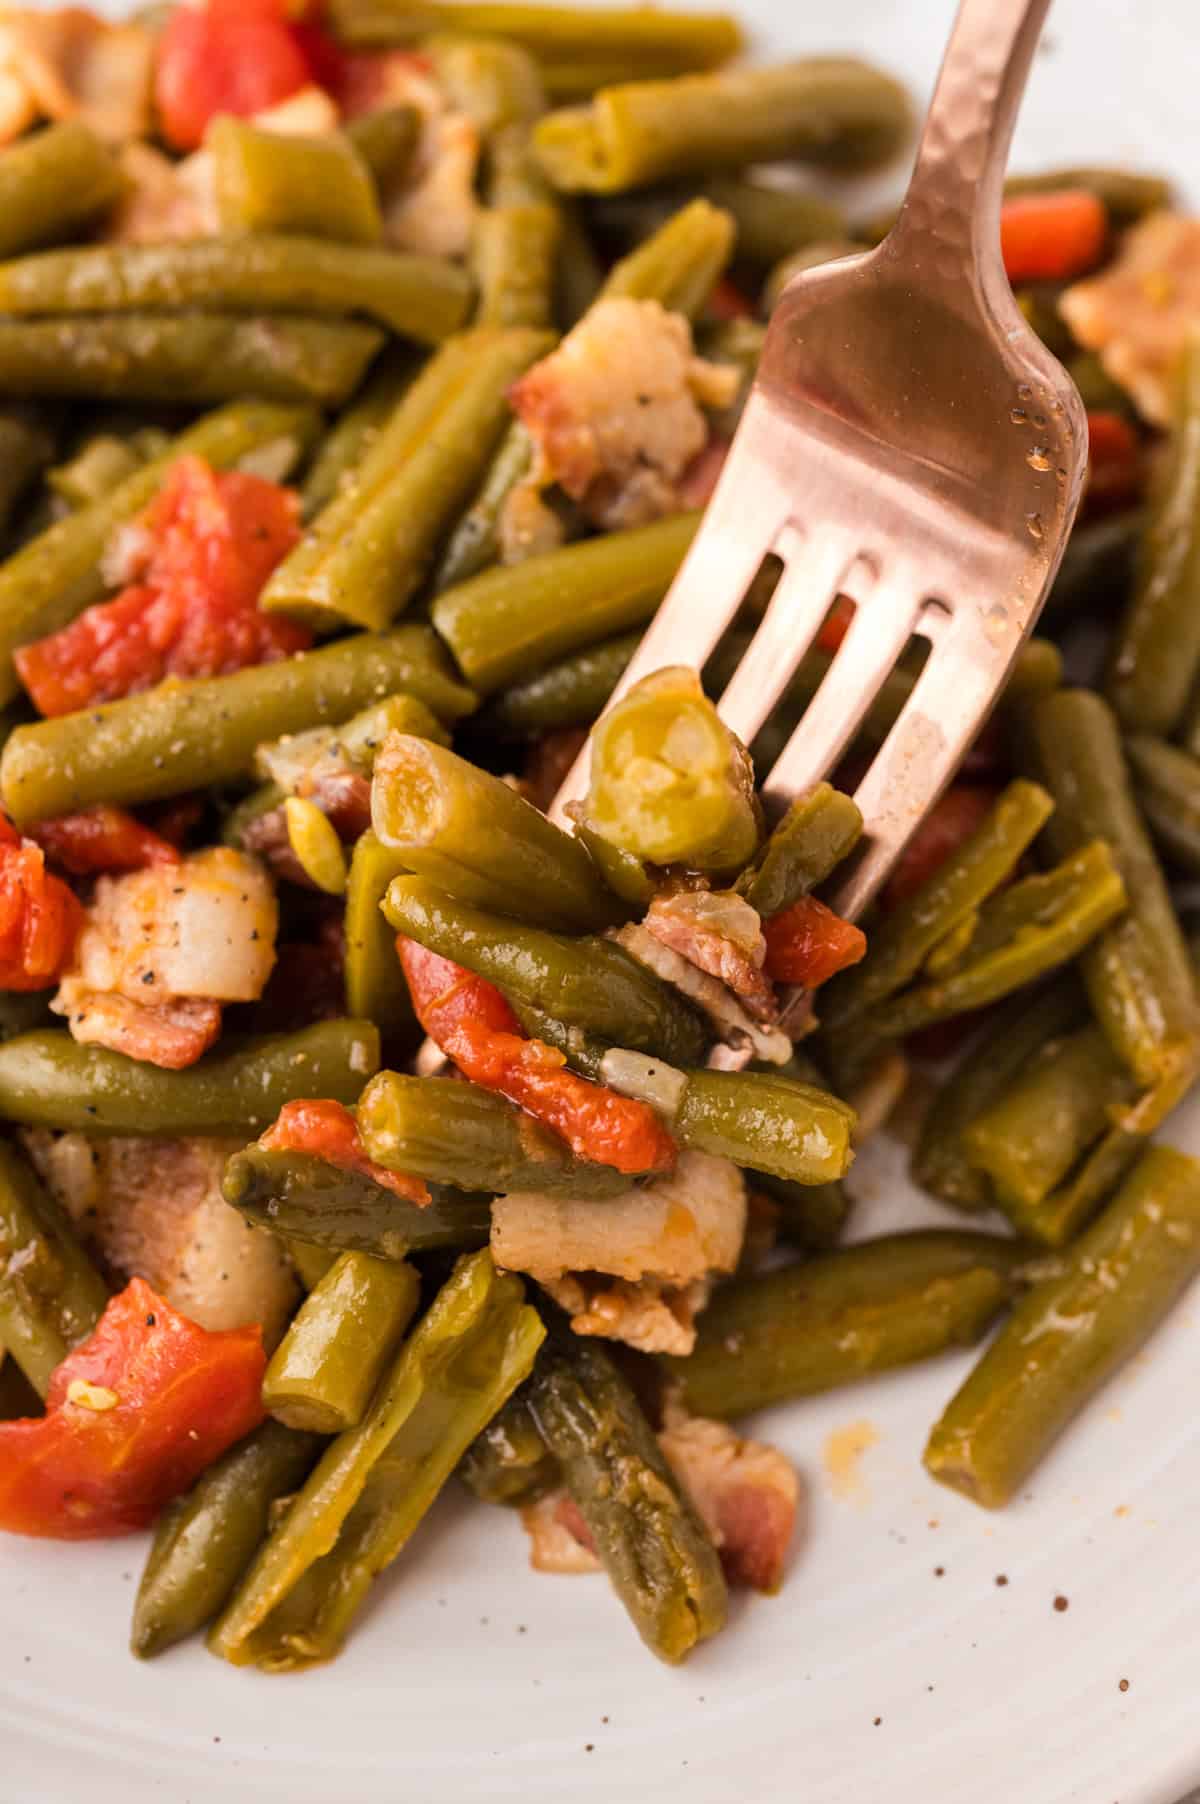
{"left": 820, "top": 779, "right": 1055, "bottom": 1035}
{"left": 225, "top": 1146, "right": 494, "bottom": 1255}
{"left": 739, "top": 783, "right": 863, "bottom": 918}
{"left": 1004, "top": 165, "right": 1171, "bottom": 226}
{"left": 2, "top": 626, "right": 474, "bottom": 825}
{"left": 209, "top": 1249, "right": 544, "bottom": 1671}
{"left": 506, "top": 999, "right": 606, "bottom": 1079}
{"left": 0, "top": 405, "right": 58, "bottom": 539}
{"left": 1044, "top": 509, "right": 1141, "bottom": 623}
{"left": 0, "top": 121, "right": 125, "bottom": 260}
{"left": 756, "top": 1173, "right": 851, "bottom": 1251}
{"left": 132, "top": 1421, "right": 323, "bottom": 1659}
{"left": 300, "top": 352, "right": 417, "bottom": 520}
{"left": 601, "top": 176, "right": 845, "bottom": 273}
{"left": 1107, "top": 336, "right": 1200, "bottom": 734}
{"left": 925, "top": 1144, "right": 1200, "bottom": 1509}
{"left": 343, "top": 105, "right": 422, "bottom": 191}
{"left": 432, "top": 417, "right": 536, "bottom": 591}
{"left": 210, "top": 117, "right": 382, "bottom": 244}
{"left": 381, "top": 876, "right": 704, "bottom": 1062}
{"left": 343, "top": 830, "right": 415, "bottom": 1039}
{"left": 1031, "top": 689, "right": 1200, "bottom": 1106}
{"left": 665, "top": 1231, "right": 1027, "bottom": 1420}
{"left": 672, "top": 1067, "right": 855, "bottom": 1185}
{"left": 460, "top": 1390, "right": 558, "bottom": 1505}
{"left": 427, "top": 32, "right": 547, "bottom": 132}
{"left": 0, "top": 397, "right": 318, "bottom": 708}
{"left": 0, "top": 236, "right": 472, "bottom": 345}
{"left": 913, "top": 978, "right": 1086, "bottom": 1211}
{"left": 263, "top": 1253, "right": 421, "bottom": 1434}
{"left": 330, "top": 0, "right": 743, "bottom": 74}
{"left": 1125, "top": 733, "right": 1200, "bottom": 874}
{"left": 0, "top": 1140, "right": 110, "bottom": 1398}
{"left": 472, "top": 201, "right": 561, "bottom": 327}
{"left": 288, "top": 1240, "right": 337, "bottom": 1292}
{"left": 262, "top": 326, "right": 551, "bottom": 631}
{"left": 599, "top": 197, "right": 734, "bottom": 317}
{"left": 255, "top": 690, "right": 449, "bottom": 792}
{"left": 1016, "top": 1124, "right": 1146, "bottom": 1252}
{"left": 371, "top": 736, "right": 623, "bottom": 933}
{"left": 533, "top": 60, "right": 910, "bottom": 194}
{"left": 0, "top": 313, "right": 384, "bottom": 408}
{"left": 358, "top": 1071, "right": 631, "bottom": 1197}
{"left": 482, "top": 630, "right": 640, "bottom": 734}
{"left": 47, "top": 433, "right": 145, "bottom": 510}
{"left": 573, "top": 819, "right": 657, "bottom": 906}
{"left": 433, "top": 512, "right": 699, "bottom": 693}
{"left": 0, "top": 1021, "right": 379, "bottom": 1138}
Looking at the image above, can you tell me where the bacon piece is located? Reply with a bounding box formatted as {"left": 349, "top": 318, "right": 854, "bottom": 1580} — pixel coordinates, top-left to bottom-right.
{"left": 644, "top": 888, "right": 776, "bottom": 1021}
{"left": 29, "top": 805, "right": 180, "bottom": 876}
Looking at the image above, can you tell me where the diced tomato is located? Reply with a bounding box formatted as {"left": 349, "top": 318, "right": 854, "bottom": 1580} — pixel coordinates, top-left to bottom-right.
{"left": 1000, "top": 190, "right": 1108, "bottom": 285}
{"left": 29, "top": 806, "right": 181, "bottom": 876}
{"left": 0, "top": 1279, "right": 265, "bottom": 1540}
{"left": 15, "top": 458, "right": 307, "bottom": 718}
{"left": 154, "top": 0, "right": 313, "bottom": 151}
{"left": 882, "top": 785, "right": 998, "bottom": 909}
{"left": 290, "top": 16, "right": 347, "bottom": 93}
{"left": 815, "top": 595, "right": 855, "bottom": 654}
{"left": 0, "top": 814, "right": 82, "bottom": 991}
{"left": 761, "top": 895, "right": 866, "bottom": 988}
{"left": 399, "top": 940, "right": 677, "bottom": 1176}
{"left": 260, "top": 1098, "right": 432, "bottom": 1206}
{"left": 335, "top": 47, "right": 433, "bottom": 119}
{"left": 1085, "top": 409, "right": 1142, "bottom": 512}
{"left": 707, "top": 277, "right": 755, "bottom": 323}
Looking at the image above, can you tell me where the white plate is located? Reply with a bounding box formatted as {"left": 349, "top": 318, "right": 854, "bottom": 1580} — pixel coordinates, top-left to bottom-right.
{"left": 4, "top": 3, "right": 1200, "bottom": 1800}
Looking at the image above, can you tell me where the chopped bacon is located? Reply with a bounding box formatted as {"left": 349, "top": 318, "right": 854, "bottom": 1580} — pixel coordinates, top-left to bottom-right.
{"left": 0, "top": 7, "right": 154, "bottom": 147}
{"left": 523, "top": 728, "right": 588, "bottom": 815}
{"left": 400, "top": 939, "right": 677, "bottom": 1176}
{"left": 882, "top": 784, "right": 998, "bottom": 909}
{"left": 0, "top": 814, "right": 83, "bottom": 992}
{"left": 106, "top": 142, "right": 218, "bottom": 245}
{"left": 54, "top": 988, "right": 223, "bottom": 1069}
{"left": 644, "top": 889, "right": 776, "bottom": 1021}
{"left": 238, "top": 768, "right": 371, "bottom": 886}
{"left": 29, "top": 806, "right": 181, "bottom": 876}
{"left": 658, "top": 1408, "right": 799, "bottom": 1592}
{"left": 250, "top": 920, "right": 346, "bottom": 1033}
{"left": 260, "top": 1098, "right": 431, "bottom": 1206}
{"left": 15, "top": 457, "right": 306, "bottom": 719}
{"left": 761, "top": 895, "right": 866, "bottom": 989}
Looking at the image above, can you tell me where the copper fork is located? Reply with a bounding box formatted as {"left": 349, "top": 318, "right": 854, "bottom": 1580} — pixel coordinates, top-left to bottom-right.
{"left": 549, "top": 0, "right": 1088, "bottom": 925}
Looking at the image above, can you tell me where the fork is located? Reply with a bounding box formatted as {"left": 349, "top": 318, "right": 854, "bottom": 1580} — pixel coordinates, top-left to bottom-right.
{"left": 548, "top": 0, "right": 1088, "bottom": 929}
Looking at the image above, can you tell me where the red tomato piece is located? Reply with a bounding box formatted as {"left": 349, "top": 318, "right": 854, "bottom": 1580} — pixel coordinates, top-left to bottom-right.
{"left": 399, "top": 939, "right": 677, "bottom": 1176}
{"left": 1000, "top": 190, "right": 1108, "bottom": 285}
{"left": 882, "top": 785, "right": 999, "bottom": 909}
{"left": 15, "top": 458, "right": 307, "bottom": 718}
{"left": 154, "top": 0, "right": 312, "bottom": 151}
{"left": 29, "top": 805, "right": 181, "bottom": 875}
{"left": 815, "top": 595, "right": 855, "bottom": 654}
{"left": 707, "top": 277, "right": 755, "bottom": 322}
{"left": 761, "top": 895, "right": 866, "bottom": 988}
{"left": 261, "top": 1098, "right": 432, "bottom": 1206}
{"left": 1085, "top": 409, "right": 1142, "bottom": 513}
{"left": 0, "top": 1278, "right": 265, "bottom": 1540}
{"left": 0, "top": 815, "right": 82, "bottom": 990}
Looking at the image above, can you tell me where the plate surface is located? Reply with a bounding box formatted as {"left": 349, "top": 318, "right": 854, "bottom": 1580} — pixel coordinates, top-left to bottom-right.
{"left": 4, "top": 2, "right": 1200, "bottom": 1801}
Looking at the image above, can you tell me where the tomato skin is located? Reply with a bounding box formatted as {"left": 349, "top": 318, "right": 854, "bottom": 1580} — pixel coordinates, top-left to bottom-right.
{"left": 0, "top": 1279, "right": 265, "bottom": 1540}
{"left": 0, "top": 815, "right": 82, "bottom": 990}
{"left": 154, "top": 0, "right": 312, "bottom": 151}
{"left": 15, "top": 458, "right": 307, "bottom": 718}
{"left": 399, "top": 940, "right": 677, "bottom": 1175}
{"left": 29, "top": 805, "right": 181, "bottom": 875}
{"left": 882, "top": 785, "right": 998, "bottom": 909}
{"left": 761, "top": 894, "right": 866, "bottom": 988}
{"left": 1085, "top": 409, "right": 1142, "bottom": 513}
{"left": 261, "top": 1098, "right": 431, "bottom": 1205}
{"left": 1000, "top": 190, "right": 1108, "bottom": 284}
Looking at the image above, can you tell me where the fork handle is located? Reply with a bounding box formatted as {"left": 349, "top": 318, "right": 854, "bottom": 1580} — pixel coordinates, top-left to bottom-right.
{"left": 892, "top": 0, "right": 1052, "bottom": 282}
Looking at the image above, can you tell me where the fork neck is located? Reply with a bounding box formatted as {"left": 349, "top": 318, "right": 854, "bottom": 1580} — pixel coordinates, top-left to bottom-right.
{"left": 888, "top": 0, "right": 1052, "bottom": 294}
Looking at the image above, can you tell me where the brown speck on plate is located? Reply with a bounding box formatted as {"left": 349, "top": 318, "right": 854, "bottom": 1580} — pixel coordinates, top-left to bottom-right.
{"left": 1054, "top": 1595, "right": 1069, "bottom": 1612}
{"left": 995, "top": 1574, "right": 1009, "bottom": 1587}
{"left": 1119, "top": 1678, "right": 1130, "bottom": 1692}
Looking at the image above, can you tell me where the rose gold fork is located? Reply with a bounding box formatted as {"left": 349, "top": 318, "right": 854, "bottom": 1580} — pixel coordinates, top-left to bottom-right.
{"left": 549, "top": 0, "right": 1088, "bottom": 926}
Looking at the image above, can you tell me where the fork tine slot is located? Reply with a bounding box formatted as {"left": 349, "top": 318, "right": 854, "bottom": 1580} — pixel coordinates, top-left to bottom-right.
{"left": 760, "top": 569, "right": 926, "bottom": 812}
{"left": 714, "top": 529, "right": 861, "bottom": 747}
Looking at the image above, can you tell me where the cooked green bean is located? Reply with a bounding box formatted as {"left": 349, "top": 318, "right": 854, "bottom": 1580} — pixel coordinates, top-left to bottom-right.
{"left": 263, "top": 1253, "right": 421, "bottom": 1434}
{"left": 432, "top": 417, "right": 537, "bottom": 591}
{"left": 210, "top": 1250, "right": 544, "bottom": 1671}
{"left": 0, "top": 313, "right": 384, "bottom": 408}
{"left": 529, "top": 1330, "right": 726, "bottom": 1662}
{"left": 256, "top": 690, "right": 449, "bottom": 791}
{"left": 381, "top": 876, "right": 705, "bottom": 1063}
{"left": 358, "top": 1071, "right": 631, "bottom": 1197}
{"left": 0, "top": 236, "right": 471, "bottom": 344}
{"left": 0, "top": 1140, "right": 109, "bottom": 1398}
{"left": 739, "top": 783, "right": 864, "bottom": 918}
{"left": 533, "top": 59, "right": 910, "bottom": 193}
{"left": 0, "top": 405, "right": 58, "bottom": 538}
{"left": 472, "top": 201, "right": 561, "bottom": 327}
{"left": 132, "top": 1421, "right": 323, "bottom": 1659}
{"left": 428, "top": 32, "right": 547, "bottom": 131}
{"left": 460, "top": 1391, "right": 558, "bottom": 1506}
{"left": 343, "top": 830, "right": 415, "bottom": 1039}
{"left": 672, "top": 1067, "right": 855, "bottom": 1185}
{"left": 2, "top": 626, "right": 474, "bottom": 825}
{"left": 288, "top": 1240, "right": 337, "bottom": 1292}
{"left": 300, "top": 351, "right": 417, "bottom": 520}
{"left": 665, "top": 1231, "right": 1028, "bottom": 1419}
{"left": 925, "top": 1144, "right": 1200, "bottom": 1509}
{"left": 343, "top": 104, "right": 422, "bottom": 190}
{"left": 225, "top": 1146, "right": 494, "bottom": 1254}
{"left": 0, "top": 1021, "right": 379, "bottom": 1137}
{"left": 1126, "top": 733, "right": 1200, "bottom": 873}
{"left": 1004, "top": 165, "right": 1171, "bottom": 226}
{"left": 210, "top": 117, "right": 382, "bottom": 244}
{"left": 913, "top": 978, "right": 1086, "bottom": 1211}
{"left": 1107, "top": 335, "right": 1200, "bottom": 734}
{"left": 757, "top": 1172, "right": 851, "bottom": 1250}
{"left": 432, "top": 512, "right": 700, "bottom": 694}
{"left": 261, "top": 326, "right": 551, "bottom": 631}
{"left": 1021, "top": 1124, "right": 1147, "bottom": 1250}
{"left": 0, "top": 398, "right": 318, "bottom": 708}
{"left": 1044, "top": 508, "right": 1141, "bottom": 622}
{"left": 0, "top": 121, "right": 125, "bottom": 260}
{"left": 48, "top": 433, "right": 145, "bottom": 509}
{"left": 1031, "top": 689, "right": 1200, "bottom": 1107}
{"left": 599, "top": 195, "right": 734, "bottom": 316}
{"left": 598, "top": 176, "right": 845, "bottom": 272}
{"left": 482, "top": 630, "right": 640, "bottom": 733}
{"left": 371, "top": 737, "right": 624, "bottom": 933}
